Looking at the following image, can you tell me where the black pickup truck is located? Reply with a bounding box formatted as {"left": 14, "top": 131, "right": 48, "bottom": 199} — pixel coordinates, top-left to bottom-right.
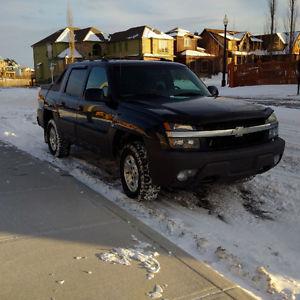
{"left": 37, "top": 60, "right": 285, "bottom": 201}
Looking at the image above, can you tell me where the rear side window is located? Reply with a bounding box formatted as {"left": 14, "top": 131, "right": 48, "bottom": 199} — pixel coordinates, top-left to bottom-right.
{"left": 86, "top": 67, "right": 108, "bottom": 96}
{"left": 65, "top": 69, "right": 87, "bottom": 97}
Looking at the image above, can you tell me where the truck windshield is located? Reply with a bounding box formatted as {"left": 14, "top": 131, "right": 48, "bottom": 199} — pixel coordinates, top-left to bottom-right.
{"left": 112, "top": 64, "right": 211, "bottom": 101}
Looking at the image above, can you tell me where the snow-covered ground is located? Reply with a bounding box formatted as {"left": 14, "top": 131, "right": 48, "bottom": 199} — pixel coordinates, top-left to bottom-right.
{"left": 202, "top": 74, "right": 300, "bottom": 109}
{"left": 0, "top": 87, "right": 299, "bottom": 300}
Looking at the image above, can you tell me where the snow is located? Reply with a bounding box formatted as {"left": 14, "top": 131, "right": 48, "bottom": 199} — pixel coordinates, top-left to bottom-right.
{"left": 56, "top": 28, "right": 71, "bottom": 43}
{"left": 219, "top": 32, "right": 245, "bottom": 41}
{"left": 143, "top": 27, "right": 173, "bottom": 40}
{"left": 143, "top": 53, "right": 172, "bottom": 58}
{"left": 0, "top": 87, "right": 300, "bottom": 300}
{"left": 166, "top": 27, "right": 194, "bottom": 37}
{"left": 97, "top": 238, "right": 160, "bottom": 275}
{"left": 83, "top": 30, "right": 102, "bottom": 42}
{"left": 202, "top": 73, "right": 300, "bottom": 107}
{"left": 181, "top": 50, "right": 214, "bottom": 57}
{"left": 250, "top": 36, "right": 263, "bottom": 43}
{"left": 57, "top": 47, "right": 82, "bottom": 59}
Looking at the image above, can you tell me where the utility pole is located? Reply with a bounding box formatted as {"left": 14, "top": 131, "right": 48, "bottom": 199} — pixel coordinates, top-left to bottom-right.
{"left": 67, "top": 1, "right": 75, "bottom": 64}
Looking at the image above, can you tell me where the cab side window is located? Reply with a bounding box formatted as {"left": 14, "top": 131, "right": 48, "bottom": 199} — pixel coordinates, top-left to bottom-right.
{"left": 86, "top": 67, "right": 108, "bottom": 97}
{"left": 65, "top": 69, "right": 87, "bottom": 97}
{"left": 51, "top": 70, "right": 66, "bottom": 92}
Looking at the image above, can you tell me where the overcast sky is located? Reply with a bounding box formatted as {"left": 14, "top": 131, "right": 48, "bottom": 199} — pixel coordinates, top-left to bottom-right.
{"left": 0, "top": 0, "right": 295, "bottom": 67}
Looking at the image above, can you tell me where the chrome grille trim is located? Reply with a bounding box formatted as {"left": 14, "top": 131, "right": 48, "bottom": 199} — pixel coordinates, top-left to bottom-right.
{"left": 166, "top": 123, "right": 275, "bottom": 138}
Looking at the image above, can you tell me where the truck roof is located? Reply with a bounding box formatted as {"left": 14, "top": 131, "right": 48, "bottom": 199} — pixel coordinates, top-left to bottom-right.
{"left": 70, "top": 60, "right": 185, "bottom": 68}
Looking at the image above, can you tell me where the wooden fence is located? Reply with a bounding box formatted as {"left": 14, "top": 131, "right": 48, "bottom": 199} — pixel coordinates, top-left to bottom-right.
{"left": 0, "top": 78, "right": 34, "bottom": 87}
{"left": 228, "top": 61, "right": 298, "bottom": 87}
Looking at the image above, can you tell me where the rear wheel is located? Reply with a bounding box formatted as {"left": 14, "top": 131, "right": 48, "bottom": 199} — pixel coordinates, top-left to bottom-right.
{"left": 120, "top": 142, "right": 160, "bottom": 201}
{"left": 46, "top": 119, "right": 70, "bottom": 158}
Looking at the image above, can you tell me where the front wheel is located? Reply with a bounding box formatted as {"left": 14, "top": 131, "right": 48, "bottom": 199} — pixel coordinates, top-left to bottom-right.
{"left": 46, "top": 119, "right": 70, "bottom": 158}
{"left": 120, "top": 142, "right": 160, "bottom": 201}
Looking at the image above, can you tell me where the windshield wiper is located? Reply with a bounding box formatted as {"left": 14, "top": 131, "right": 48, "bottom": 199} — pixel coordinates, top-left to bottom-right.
{"left": 122, "top": 93, "right": 168, "bottom": 99}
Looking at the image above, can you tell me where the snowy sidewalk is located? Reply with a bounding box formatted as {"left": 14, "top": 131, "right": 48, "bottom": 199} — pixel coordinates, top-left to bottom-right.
{"left": 0, "top": 141, "right": 255, "bottom": 300}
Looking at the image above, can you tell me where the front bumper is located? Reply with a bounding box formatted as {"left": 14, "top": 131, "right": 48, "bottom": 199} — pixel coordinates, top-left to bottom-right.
{"left": 148, "top": 138, "right": 285, "bottom": 187}
{"left": 37, "top": 108, "right": 44, "bottom": 128}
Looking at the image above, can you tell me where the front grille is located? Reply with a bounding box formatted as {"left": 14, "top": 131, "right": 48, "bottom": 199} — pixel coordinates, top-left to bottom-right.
{"left": 196, "top": 118, "right": 266, "bottom": 131}
{"left": 193, "top": 118, "right": 268, "bottom": 151}
{"left": 200, "top": 131, "right": 269, "bottom": 151}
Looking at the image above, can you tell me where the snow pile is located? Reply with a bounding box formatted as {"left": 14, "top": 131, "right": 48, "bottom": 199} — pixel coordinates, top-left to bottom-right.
{"left": 96, "top": 237, "right": 160, "bottom": 278}
{"left": 147, "top": 284, "right": 165, "bottom": 299}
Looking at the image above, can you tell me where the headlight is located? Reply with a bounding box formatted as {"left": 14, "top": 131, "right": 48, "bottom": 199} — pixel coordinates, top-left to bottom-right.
{"left": 165, "top": 123, "right": 195, "bottom": 131}
{"left": 266, "top": 112, "right": 278, "bottom": 124}
{"left": 266, "top": 113, "right": 279, "bottom": 139}
{"left": 164, "top": 123, "right": 200, "bottom": 149}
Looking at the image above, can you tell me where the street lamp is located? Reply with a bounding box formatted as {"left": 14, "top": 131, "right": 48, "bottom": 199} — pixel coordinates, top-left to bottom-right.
{"left": 222, "top": 14, "right": 229, "bottom": 87}
{"left": 50, "top": 62, "right": 56, "bottom": 84}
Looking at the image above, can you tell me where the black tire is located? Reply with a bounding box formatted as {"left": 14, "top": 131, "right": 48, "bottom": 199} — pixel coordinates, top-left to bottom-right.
{"left": 120, "top": 142, "right": 160, "bottom": 201}
{"left": 46, "top": 119, "right": 70, "bottom": 158}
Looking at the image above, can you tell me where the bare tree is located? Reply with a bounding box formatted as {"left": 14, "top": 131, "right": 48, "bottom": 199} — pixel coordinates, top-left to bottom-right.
{"left": 267, "top": 0, "right": 277, "bottom": 35}
{"left": 286, "top": 0, "right": 298, "bottom": 54}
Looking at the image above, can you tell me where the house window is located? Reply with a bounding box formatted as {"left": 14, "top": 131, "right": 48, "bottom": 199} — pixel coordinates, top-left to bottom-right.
{"left": 47, "top": 44, "right": 53, "bottom": 59}
{"left": 92, "top": 44, "right": 102, "bottom": 57}
{"left": 184, "top": 38, "right": 191, "bottom": 48}
{"left": 158, "top": 40, "right": 168, "bottom": 53}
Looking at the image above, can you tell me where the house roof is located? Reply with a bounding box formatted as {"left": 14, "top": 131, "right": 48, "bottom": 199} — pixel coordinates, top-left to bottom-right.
{"left": 165, "top": 27, "right": 201, "bottom": 38}
{"left": 203, "top": 28, "right": 240, "bottom": 35}
{"left": 203, "top": 29, "right": 262, "bottom": 44}
{"left": 110, "top": 25, "right": 173, "bottom": 42}
{"left": 32, "top": 27, "right": 105, "bottom": 47}
{"left": 250, "top": 36, "right": 263, "bottom": 43}
{"left": 218, "top": 32, "right": 244, "bottom": 41}
{"left": 276, "top": 31, "right": 300, "bottom": 45}
{"left": 57, "top": 47, "right": 83, "bottom": 59}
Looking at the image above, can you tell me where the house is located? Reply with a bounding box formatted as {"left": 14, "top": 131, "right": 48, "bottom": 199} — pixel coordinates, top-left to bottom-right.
{"left": 21, "top": 67, "right": 35, "bottom": 79}
{"left": 107, "top": 25, "right": 174, "bottom": 61}
{"left": 199, "top": 29, "right": 263, "bottom": 71}
{"left": 166, "top": 27, "right": 216, "bottom": 76}
{"left": 32, "top": 27, "right": 106, "bottom": 83}
{"left": 1, "top": 59, "right": 20, "bottom": 79}
{"left": 255, "top": 32, "right": 300, "bottom": 55}
{"left": 0, "top": 57, "right": 6, "bottom": 77}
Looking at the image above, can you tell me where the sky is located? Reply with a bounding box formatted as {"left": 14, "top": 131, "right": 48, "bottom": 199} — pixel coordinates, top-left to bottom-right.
{"left": 0, "top": 0, "right": 294, "bottom": 67}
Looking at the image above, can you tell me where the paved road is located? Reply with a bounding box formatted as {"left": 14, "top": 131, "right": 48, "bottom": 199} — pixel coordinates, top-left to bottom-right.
{"left": 0, "top": 141, "right": 255, "bottom": 300}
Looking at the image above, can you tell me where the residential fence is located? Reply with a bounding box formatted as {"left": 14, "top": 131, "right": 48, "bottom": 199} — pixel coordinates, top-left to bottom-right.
{"left": 0, "top": 78, "right": 34, "bottom": 87}
{"left": 228, "top": 60, "right": 298, "bottom": 87}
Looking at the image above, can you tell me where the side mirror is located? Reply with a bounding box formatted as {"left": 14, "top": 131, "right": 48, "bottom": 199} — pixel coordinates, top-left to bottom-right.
{"left": 207, "top": 86, "right": 219, "bottom": 98}
{"left": 84, "top": 88, "right": 105, "bottom": 102}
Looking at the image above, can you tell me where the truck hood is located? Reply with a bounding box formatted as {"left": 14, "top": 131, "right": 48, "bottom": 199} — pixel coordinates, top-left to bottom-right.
{"left": 126, "top": 96, "right": 273, "bottom": 124}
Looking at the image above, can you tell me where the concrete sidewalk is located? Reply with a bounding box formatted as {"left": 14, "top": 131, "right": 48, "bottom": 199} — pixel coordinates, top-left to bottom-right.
{"left": 0, "top": 141, "right": 256, "bottom": 300}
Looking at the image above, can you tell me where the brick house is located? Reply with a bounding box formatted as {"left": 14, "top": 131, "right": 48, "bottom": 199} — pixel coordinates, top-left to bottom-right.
{"left": 32, "top": 27, "right": 106, "bottom": 83}
{"left": 107, "top": 25, "right": 174, "bottom": 61}
{"left": 199, "top": 29, "right": 263, "bottom": 71}
{"left": 166, "top": 27, "right": 216, "bottom": 76}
